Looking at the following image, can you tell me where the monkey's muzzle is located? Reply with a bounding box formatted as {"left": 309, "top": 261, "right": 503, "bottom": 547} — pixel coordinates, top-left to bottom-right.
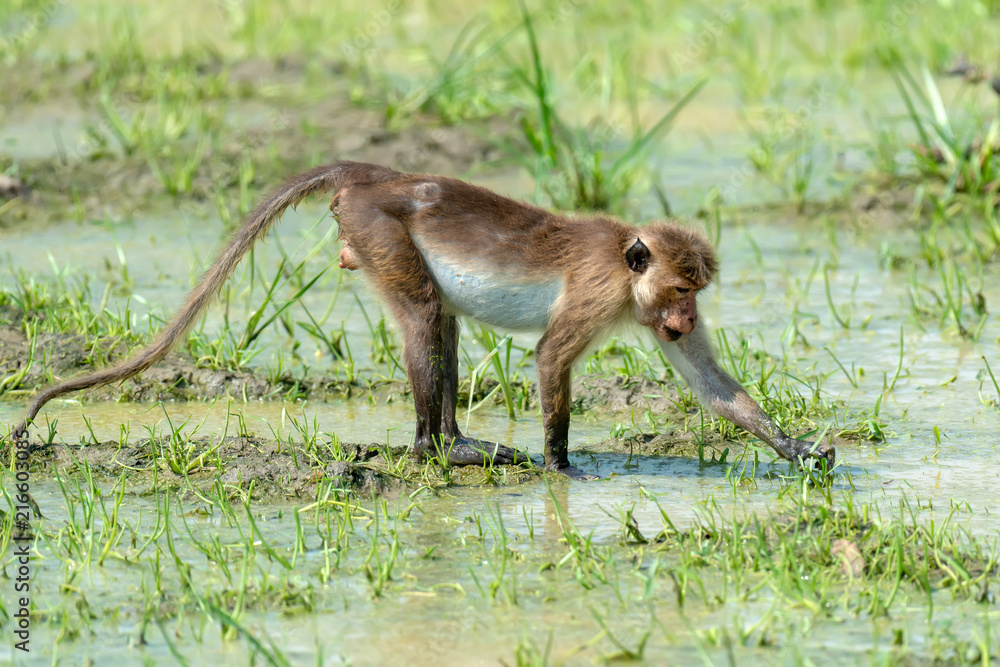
{"left": 338, "top": 245, "right": 358, "bottom": 271}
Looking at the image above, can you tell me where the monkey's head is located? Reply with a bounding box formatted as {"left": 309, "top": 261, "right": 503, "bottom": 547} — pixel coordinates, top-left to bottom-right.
{"left": 627, "top": 225, "right": 718, "bottom": 342}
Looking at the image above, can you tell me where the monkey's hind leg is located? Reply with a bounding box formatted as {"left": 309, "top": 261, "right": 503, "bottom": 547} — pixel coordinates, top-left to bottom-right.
{"left": 341, "top": 190, "right": 530, "bottom": 470}
{"left": 438, "top": 315, "right": 534, "bottom": 467}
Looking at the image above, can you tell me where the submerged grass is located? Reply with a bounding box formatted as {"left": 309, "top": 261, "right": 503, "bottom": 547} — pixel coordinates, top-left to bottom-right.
{"left": 7, "top": 468, "right": 998, "bottom": 662}
{"left": 0, "top": 235, "right": 863, "bottom": 447}
{"left": 4, "top": 0, "right": 1000, "bottom": 660}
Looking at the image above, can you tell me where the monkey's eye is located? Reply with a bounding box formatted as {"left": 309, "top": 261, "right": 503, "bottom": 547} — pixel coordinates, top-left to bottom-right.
{"left": 676, "top": 287, "right": 690, "bottom": 294}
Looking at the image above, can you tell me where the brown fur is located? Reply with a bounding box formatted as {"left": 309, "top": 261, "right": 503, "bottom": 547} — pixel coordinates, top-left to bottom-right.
{"left": 11, "top": 161, "right": 400, "bottom": 440}
{"left": 9, "top": 161, "right": 834, "bottom": 477}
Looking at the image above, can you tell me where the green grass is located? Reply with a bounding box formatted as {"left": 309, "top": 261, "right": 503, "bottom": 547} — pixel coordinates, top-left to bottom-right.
{"left": 6, "top": 465, "right": 998, "bottom": 662}
{"left": 891, "top": 63, "right": 1000, "bottom": 201}
{"left": 4, "top": 1, "right": 1000, "bottom": 660}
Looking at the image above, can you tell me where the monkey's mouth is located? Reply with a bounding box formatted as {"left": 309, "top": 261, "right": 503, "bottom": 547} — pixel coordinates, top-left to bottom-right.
{"left": 662, "top": 327, "right": 682, "bottom": 342}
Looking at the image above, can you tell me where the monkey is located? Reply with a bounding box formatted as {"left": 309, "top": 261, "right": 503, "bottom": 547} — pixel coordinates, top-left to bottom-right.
{"left": 9, "top": 161, "right": 835, "bottom": 479}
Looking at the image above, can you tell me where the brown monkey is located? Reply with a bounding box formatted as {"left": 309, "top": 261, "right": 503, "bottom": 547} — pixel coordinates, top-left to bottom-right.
{"left": 10, "top": 161, "right": 834, "bottom": 478}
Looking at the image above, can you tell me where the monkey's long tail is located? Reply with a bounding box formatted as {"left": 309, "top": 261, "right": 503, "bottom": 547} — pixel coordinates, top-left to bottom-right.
{"left": 10, "top": 161, "right": 398, "bottom": 442}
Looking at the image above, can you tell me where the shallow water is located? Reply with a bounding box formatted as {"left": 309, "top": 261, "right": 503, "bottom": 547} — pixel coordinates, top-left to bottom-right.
{"left": 8, "top": 443, "right": 996, "bottom": 664}
{"left": 6, "top": 198, "right": 1000, "bottom": 662}
{"left": 7, "top": 199, "right": 998, "bottom": 514}
{"left": 4, "top": 20, "right": 1000, "bottom": 661}
{"left": 4, "top": 194, "right": 1000, "bottom": 662}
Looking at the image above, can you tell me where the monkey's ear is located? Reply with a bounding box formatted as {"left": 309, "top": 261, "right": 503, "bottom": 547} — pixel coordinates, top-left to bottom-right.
{"left": 626, "top": 238, "right": 650, "bottom": 273}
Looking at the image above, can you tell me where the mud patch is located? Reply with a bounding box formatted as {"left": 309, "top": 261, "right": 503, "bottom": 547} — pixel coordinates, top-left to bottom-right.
{"left": 1, "top": 321, "right": 836, "bottom": 472}
{"left": 1, "top": 323, "right": 693, "bottom": 414}
{"left": 845, "top": 178, "right": 927, "bottom": 231}
{"left": 0, "top": 324, "right": 409, "bottom": 404}
{"left": 0, "top": 64, "right": 507, "bottom": 229}
{"left": 572, "top": 375, "right": 686, "bottom": 416}
{"left": 8, "top": 435, "right": 540, "bottom": 500}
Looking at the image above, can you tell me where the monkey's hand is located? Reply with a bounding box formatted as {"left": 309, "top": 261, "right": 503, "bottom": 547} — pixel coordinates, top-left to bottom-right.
{"left": 774, "top": 436, "right": 835, "bottom": 472}
{"left": 8, "top": 421, "right": 29, "bottom": 444}
{"left": 439, "top": 435, "right": 537, "bottom": 468}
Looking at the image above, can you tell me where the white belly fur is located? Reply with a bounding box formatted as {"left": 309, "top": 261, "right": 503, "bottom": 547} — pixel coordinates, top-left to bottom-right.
{"left": 419, "top": 250, "right": 562, "bottom": 331}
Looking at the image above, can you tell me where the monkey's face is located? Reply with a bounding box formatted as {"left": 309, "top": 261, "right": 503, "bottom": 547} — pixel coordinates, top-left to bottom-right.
{"left": 626, "top": 237, "right": 705, "bottom": 342}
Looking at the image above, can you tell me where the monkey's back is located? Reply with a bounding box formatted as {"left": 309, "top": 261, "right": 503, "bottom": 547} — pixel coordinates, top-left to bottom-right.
{"left": 385, "top": 175, "right": 633, "bottom": 331}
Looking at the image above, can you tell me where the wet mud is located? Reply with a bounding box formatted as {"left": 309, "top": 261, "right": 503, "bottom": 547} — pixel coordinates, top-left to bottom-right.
{"left": 0, "top": 324, "right": 751, "bottom": 495}
{"left": 0, "top": 59, "right": 505, "bottom": 229}
{"left": 0, "top": 322, "right": 697, "bottom": 414}
{"left": 7, "top": 434, "right": 545, "bottom": 501}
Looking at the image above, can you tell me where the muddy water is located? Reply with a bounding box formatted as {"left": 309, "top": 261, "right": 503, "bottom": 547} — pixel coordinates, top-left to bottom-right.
{"left": 4, "top": 202, "right": 998, "bottom": 522}
{"left": 0, "top": 104, "right": 88, "bottom": 161}
{"left": 0, "top": 280, "right": 1000, "bottom": 665}
{"left": 7, "top": 213, "right": 997, "bottom": 664}
{"left": 12, "top": 450, "right": 995, "bottom": 665}
{"left": 4, "top": 74, "right": 1000, "bottom": 665}
{"left": 4, "top": 202, "right": 1000, "bottom": 535}
{"left": 712, "top": 219, "right": 1000, "bottom": 520}
{"left": 3, "top": 157, "right": 1000, "bottom": 660}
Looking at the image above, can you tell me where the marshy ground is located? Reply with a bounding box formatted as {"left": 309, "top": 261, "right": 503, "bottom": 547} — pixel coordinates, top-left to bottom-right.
{"left": 1, "top": 0, "right": 1000, "bottom": 664}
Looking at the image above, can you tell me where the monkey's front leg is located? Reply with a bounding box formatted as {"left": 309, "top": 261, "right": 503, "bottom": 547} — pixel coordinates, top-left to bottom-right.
{"left": 536, "top": 329, "right": 600, "bottom": 480}
{"left": 658, "top": 329, "right": 835, "bottom": 470}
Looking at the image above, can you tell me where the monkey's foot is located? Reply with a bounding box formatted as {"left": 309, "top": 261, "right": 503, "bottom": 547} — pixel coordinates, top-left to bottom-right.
{"left": 546, "top": 463, "right": 601, "bottom": 481}
{"left": 425, "top": 436, "right": 536, "bottom": 468}
{"left": 778, "top": 437, "right": 835, "bottom": 472}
